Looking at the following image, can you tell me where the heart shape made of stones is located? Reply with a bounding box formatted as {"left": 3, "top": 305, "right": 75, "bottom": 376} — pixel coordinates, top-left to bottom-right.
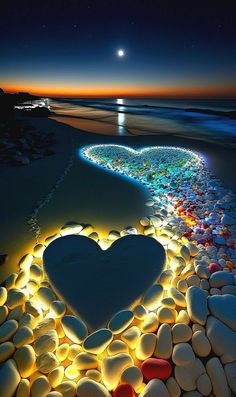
{"left": 43, "top": 234, "right": 165, "bottom": 329}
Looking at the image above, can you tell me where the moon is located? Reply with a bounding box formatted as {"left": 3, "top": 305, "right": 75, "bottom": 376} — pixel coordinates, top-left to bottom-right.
{"left": 117, "top": 49, "right": 125, "bottom": 57}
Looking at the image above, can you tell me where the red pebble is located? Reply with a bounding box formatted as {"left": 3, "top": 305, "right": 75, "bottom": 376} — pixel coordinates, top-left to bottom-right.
{"left": 209, "top": 263, "right": 221, "bottom": 273}
{"left": 113, "top": 383, "right": 135, "bottom": 397}
{"left": 141, "top": 358, "right": 172, "bottom": 380}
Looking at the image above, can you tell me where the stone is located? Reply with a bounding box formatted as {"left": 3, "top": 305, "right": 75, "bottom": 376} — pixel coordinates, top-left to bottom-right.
{"left": 121, "top": 326, "right": 141, "bottom": 349}
{"left": 83, "top": 328, "right": 113, "bottom": 354}
{"left": 0, "top": 359, "right": 21, "bottom": 397}
{"left": 121, "top": 366, "right": 143, "bottom": 392}
{"left": 221, "top": 214, "right": 235, "bottom": 225}
{"left": 37, "top": 287, "right": 56, "bottom": 310}
{"left": 48, "top": 366, "right": 64, "bottom": 388}
{"left": 34, "top": 318, "right": 56, "bottom": 338}
{"left": 170, "top": 287, "right": 186, "bottom": 307}
{"left": 67, "top": 344, "right": 82, "bottom": 361}
{"left": 141, "top": 313, "right": 159, "bottom": 333}
{"left": 196, "top": 373, "right": 212, "bottom": 396}
{"left": 206, "top": 357, "right": 231, "bottom": 397}
{"left": 0, "top": 286, "right": 7, "bottom": 305}
{"left": 222, "top": 285, "right": 236, "bottom": 295}
{"left": 141, "top": 358, "right": 172, "bottom": 380}
{"left": 30, "top": 264, "right": 43, "bottom": 281}
{"left": 0, "top": 305, "right": 8, "bottom": 324}
{"left": 36, "top": 352, "right": 59, "bottom": 373}
{"left": 73, "top": 352, "right": 98, "bottom": 370}
{"left": 209, "top": 271, "right": 233, "bottom": 288}
{"left": 158, "top": 270, "right": 173, "bottom": 287}
{"left": 55, "top": 381, "right": 76, "bottom": 397}
{"left": 15, "top": 270, "right": 30, "bottom": 289}
{"left": 135, "top": 333, "right": 157, "bottom": 361}
{"left": 34, "top": 329, "right": 59, "bottom": 355}
{"left": 154, "top": 323, "right": 172, "bottom": 359}
{"left": 7, "top": 289, "right": 27, "bottom": 309}
{"left": 0, "top": 341, "right": 15, "bottom": 362}
{"left": 174, "top": 365, "right": 196, "bottom": 391}
{"left": 16, "top": 379, "right": 30, "bottom": 397}
{"left": 49, "top": 301, "right": 66, "bottom": 318}
{"left": 157, "top": 307, "right": 176, "bottom": 323}
{"left": 186, "top": 286, "right": 208, "bottom": 325}
{"left": 143, "top": 284, "right": 163, "bottom": 310}
{"left": 61, "top": 315, "right": 88, "bottom": 343}
{"left": 208, "top": 295, "right": 236, "bottom": 331}
{"left": 176, "top": 310, "right": 190, "bottom": 325}
{"left": 166, "top": 377, "right": 181, "bottom": 397}
{"left": 76, "top": 378, "right": 111, "bottom": 397}
{"left": 14, "top": 345, "right": 36, "bottom": 377}
{"left": 108, "top": 310, "right": 134, "bottom": 334}
{"left": 101, "top": 353, "right": 133, "bottom": 390}
{"left": 13, "top": 326, "right": 34, "bottom": 347}
{"left": 191, "top": 330, "right": 211, "bottom": 357}
{"left": 86, "top": 369, "right": 101, "bottom": 382}
{"left": 46, "top": 393, "right": 63, "bottom": 397}
{"left": 206, "top": 316, "right": 236, "bottom": 363}
{"left": 113, "top": 383, "right": 135, "bottom": 397}
{"left": 172, "top": 343, "right": 195, "bottom": 366}
{"left": 0, "top": 319, "right": 18, "bottom": 343}
{"left": 172, "top": 323, "right": 192, "bottom": 343}
{"left": 133, "top": 305, "right": 147, "bottom": 319}
{"left": 31, "top": 376, "right": 51, "bottom": 397}
{"left": 107, "top": 340, "right": 128, "bottom": 355}
{"left": 139, "top": 378, "right": 170, "bottom": 397}
{"left": 224, "top": 362, "right": 236, "bottom": 394}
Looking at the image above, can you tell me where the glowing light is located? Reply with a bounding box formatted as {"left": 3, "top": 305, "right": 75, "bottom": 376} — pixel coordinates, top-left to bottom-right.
{"left": 117, "top": 49, "right": 125, "bottom": 57}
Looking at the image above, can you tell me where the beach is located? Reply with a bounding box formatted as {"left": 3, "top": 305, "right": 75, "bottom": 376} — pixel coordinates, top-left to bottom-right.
{"left": 0, "top": 99, "right": 236, "bottom": 282}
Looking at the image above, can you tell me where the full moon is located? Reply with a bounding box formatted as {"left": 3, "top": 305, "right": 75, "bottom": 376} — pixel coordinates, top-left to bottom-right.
{"left": 117, "top": 49, "right": 125, "bottom": 57}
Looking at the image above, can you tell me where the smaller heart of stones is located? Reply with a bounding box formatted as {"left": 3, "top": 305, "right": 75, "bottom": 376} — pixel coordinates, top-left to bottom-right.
{"left": 43, "top": 234, "right": 166, "bottom": 330}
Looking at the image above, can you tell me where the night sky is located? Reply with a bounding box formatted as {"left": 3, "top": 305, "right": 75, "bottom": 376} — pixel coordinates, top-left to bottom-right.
{"left": 1, "top": 0, "right": 236, "bottom": 97}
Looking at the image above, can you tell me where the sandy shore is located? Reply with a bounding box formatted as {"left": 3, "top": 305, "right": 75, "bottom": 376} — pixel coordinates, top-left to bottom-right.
{"left": 0, "top": 114, "right": 235, "bottom": 282}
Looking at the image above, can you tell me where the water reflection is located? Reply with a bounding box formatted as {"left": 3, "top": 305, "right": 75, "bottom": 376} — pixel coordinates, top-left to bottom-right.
{"left": 117, "top": 98, "right": 126, "bottom": 134}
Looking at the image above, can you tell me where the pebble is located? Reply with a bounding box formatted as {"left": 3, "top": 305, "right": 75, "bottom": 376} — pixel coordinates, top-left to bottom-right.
{"left": 49, "top": 301, "right": 66, "bottom": 318}
{"left": 7, "top": 289, "right": 27, "bottom": 309}
{"left": 161, "top": 297, "right": 176, "bottom": 309}
{"left": 170, "top": 287, "right": 186, "bottom": 307}
{"left": 174, "top": 365, "right": 196, "bottom": 391}
{"left": 55, "top": 381, "right": 76, "bottom": 397}
{"left": 206, "top": 357, "right": 231, "bottom": 397}
{"left": 0, "top": 286, "right": 7, "bottom": 305}
{"left": 37, "top": 287, "right": 56, "bottom": 310}
{"left": 108, "top": 310, "right": 134, "bottom": 334}
{"left": 142, "top": 284, "right": 163, "bottom": 310}
{"left": 0, "top": 359, "right": 21, "bottom": 397}
{"left": 30, "top": 264, "right": 43, "bottom": 281}
{"left": 172, "top": 343, "right": 195, "bottom": 366}
{"left": 0, "top": 319, "right": 18, "bottom": 343}
{"left": 191, "top": 330, "right": 211, "bottom": 357}
{"left": 76, "top": 378, "right": 111, "bottom": 397}
{"left": 36, "top": 352, "right": 59, "bottom": 373}
{"left": 34, "top": 318, "right": 56, "bottom": 338}
{"left": 107, "top": 340, "right": 128, "bottom": 355}
{"left": 16, "top": 379, "right": 30, "bottom": 397}
{"left": 61, "top": 315, "right": 88, "bottom": 343}
{"left": 121, "top": 326, "right": 141, "bottom": 349}
{"left": 166, "top": 377, "right": 181, "bottom": 397}
{"left": 73, "top": 352, "right": 98, "bottom": 370}
{"left": 31, "top": 376, "right": 51, "bottom": 397}
{"left": 34, "top": 329, "right": 59, "bottom": 355}
{"left": 15, "top": 270, "right": 30, "bottom": 289}
{"left": 221, "top": 285, "right": 236, "bottom": 295}
{"left": 157, "top": 307, "right": 176, "bottom": 323}
{"left": 224, "top": 362, "right": 236, "bottom": 394}
{"left": 121, "top": 366, "right": 143, "bottom": 392}
{"left": 83, "top": 328, "right": 113, "bottom": 354}
{"left": 208, "top": 295, "right": 236, "bottom": 330}
{"left": 186, "top": 286, "right": 208, "bottom": 325}
{"left": 101, "top": 353, "right": 133, "bottom": 390}
{"left": 68, "top": 344, "right": 82, "bottom": 361}
{"left": 176, "top": 310, "right": 190, "bottom": 325}
{"left": 141, "top": 313, "right": 159, "bottom": 333}
{"left": 133, "top": 305, "right": 147, "bottom": 320}
{"left": 154, "top": 323, "right": 172, "bottom": 359}
{"left": 209, "top": 271, "right": 233, "bottom": 288}
{"left": 113, "top": 383, "right": 135, "bottom": 397}
{"left": 196, "top": 373, "right": 212, "bottom": 396}
{"left": 13, "top": 326, "right": 34, "bottom": 348}
{"left": 172, "top": 323, "right": 192, "bottom": 343}
{"left": 206, "top": 316, "right": 236, "bottom": 363}
{"left": 14, "top": 344, "right": 36, "bottom": 377}
{"left": 0, "top": 341, "right": 15, "bottom": 363}
{"left": 158, "top": 270, "right": 173, "bottom": 287}
{"left": 136, "top": 333, "right": 157, "bottom": 361}
{"left": 48, "top": 366, "right": 64, "bottom": 388}
{"left": 0, "top": 305, "right": 8, "bottom": 324}
{"left": 46, "top": 393, "right": 63, "bottom": 397}
{"left": 86, "top": 369, "right": 101, "bottom": 382}
{"left": 141, "top": 358, "right": 172, "bottom": 380}
{"left": 139, "top": 378, "right": 170, "bottom": 397}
